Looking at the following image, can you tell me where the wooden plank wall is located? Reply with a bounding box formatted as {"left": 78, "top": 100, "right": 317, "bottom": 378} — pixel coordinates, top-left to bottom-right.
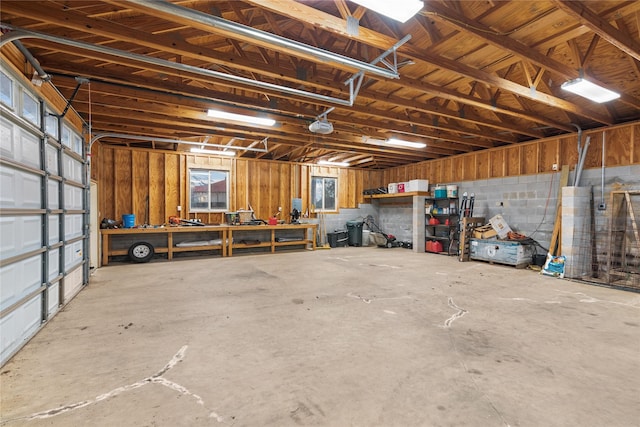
{"left": 93, "top": 146, "right": 387, "bottom": 224}
{"left": 93, "top": 122, "right": 638, "bottom": 225}
{"left": 384, "top": 122, "right": 639, "bottom": 185}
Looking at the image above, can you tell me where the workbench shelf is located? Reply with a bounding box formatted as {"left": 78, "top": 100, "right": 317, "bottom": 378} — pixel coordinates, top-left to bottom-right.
{"left": 425, "top": 197, "right": 459, "bottom": 256}
{"left": 101, "top": 224, "right": 317, "bottom": 265}
{"left": 227, "top": 224, "right": 316, "bottom": 256}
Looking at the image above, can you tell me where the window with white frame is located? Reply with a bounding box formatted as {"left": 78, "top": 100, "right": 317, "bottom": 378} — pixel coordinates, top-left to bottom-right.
{"left": 21, "top": 89, "right": 40, "bottom": 126}
{"left": 311, "top": 176, "right": 337, "bottom": 212}
{"left": 189, "top": 169, "right": 229, "bottom": 212}
{"left": 45, "top": 110, "right": 59, "bottom": 140}
{"left": 72, "top": 132, "right": 83, "bottom": 155}
{"left": 61, "top": 124, "right": 71, "bottom": 148}
{"left": 0, "top": 71, "right": 13, "bottom": 108}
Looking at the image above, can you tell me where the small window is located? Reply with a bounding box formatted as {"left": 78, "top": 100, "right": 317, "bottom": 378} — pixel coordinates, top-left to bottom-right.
{"left": 311, "top": 176, "right": 337, "bottom": 212}
{"left": 21, "top": 90, "right": 40, "bottom": 126}
{"left": 189, "top": 169, "right": 229, "bottom": 212}
{"left": 45, "top": 111, "right": 59, "bottom": 140}
{"left": 72, "top": 132, "right": 83, "bottom": 155}
{"left": 0, "top": 71, "right": 13, "bottom": 108}
{"left": 61, "top": 124, "right": 71, "bottom": 148}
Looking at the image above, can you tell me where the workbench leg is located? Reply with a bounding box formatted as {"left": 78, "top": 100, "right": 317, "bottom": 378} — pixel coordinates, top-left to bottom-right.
{"left": 271, "top": 229, "right": 276, "bottom": 253}
{"left": 101, "top": 234, "right": 109, "bottom": 266}
{"left": 222, "top": 229, "right": 227, "bottom": 257}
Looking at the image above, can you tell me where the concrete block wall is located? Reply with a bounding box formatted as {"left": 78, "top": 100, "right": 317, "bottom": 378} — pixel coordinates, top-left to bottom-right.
{"left": 309, "top": 164, "right": 639, "bottom": 255}
{"left": 562, "top": 186, "right": 592, "bottom": 279}
{"left": 376, "top": 199, "right": 414, "bottom": 242}
{"left": 454, "top": 164, "right": 640, "bottom": 253}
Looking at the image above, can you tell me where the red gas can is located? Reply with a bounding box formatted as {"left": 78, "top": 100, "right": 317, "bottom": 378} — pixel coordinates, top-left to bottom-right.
{"left": 432, "top": 240, "right": 443, "bottom": 253}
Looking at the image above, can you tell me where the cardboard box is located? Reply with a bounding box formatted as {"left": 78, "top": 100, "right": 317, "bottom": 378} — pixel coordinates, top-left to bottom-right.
{"left": 407, "top": 179, "right": 429, "bottom": 192}
{"left": 473, "top": 224, "right": 497, "bottom": 239}
{"left": 397, "top": 182, "right": 406, "bottom": 193}
{"left": 489, "top": 214, "right": 512, "bottom": 239}
{"left": 388, "top": 183, "right": 398, "bottom": 194}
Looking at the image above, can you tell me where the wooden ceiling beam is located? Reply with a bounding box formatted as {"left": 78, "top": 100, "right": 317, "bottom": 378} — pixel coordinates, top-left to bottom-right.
{"left": 0, "top": 1, "right": 338, "bottom": 92}
{"left": 4, "top": 2, "right": 571, "bottom": 134}
{"left": 551, "top": 0, "right": 640, "bottom": 62}
{"left": 45, "top": 64, "right": 508, "bottom": 149}
{"left": 250, "top": 0, "right": 615, "bottom": 124}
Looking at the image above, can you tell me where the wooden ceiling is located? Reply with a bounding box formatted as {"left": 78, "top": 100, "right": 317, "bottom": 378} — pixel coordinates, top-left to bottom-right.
{"left": 2, "top": 0, "right": 639, "bottom": 168}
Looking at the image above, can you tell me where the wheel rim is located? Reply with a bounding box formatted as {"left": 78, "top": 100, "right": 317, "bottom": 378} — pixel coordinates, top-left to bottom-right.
{"left": 133, "top": 245, "right": 150, "bottom": 258}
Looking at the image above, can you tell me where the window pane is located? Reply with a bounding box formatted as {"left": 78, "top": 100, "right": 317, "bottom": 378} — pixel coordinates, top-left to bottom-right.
{"left": 209, "top": 170, "right": 227, "bottom": 209}
{"left": 72, "top": 133, "right": 83, "bottom": 155}
{"left": 311, "top": 176, "right": 337, "bottom": 211}
{"left": 0, "top": 72, "right": 12, "bottom": 108}
{"left": 189, "top": 169, "right": 228, "bottom": 211}
{"left": 22, "top": 91, "right": 40, "bottom": 126}
{"left": 311, "top": 177, "right": 324, "bottom": 210}
{"left": 190, "top": 171, "right": 210, "bottom": 210}
{"left": 324, "top": 178, "right": 336, "bottom": 210}
{"left": 61, "top": 125, "right": 71, "bottom": 148}
{"left": 45, "top": 112, "right": 59, "bottom": 139}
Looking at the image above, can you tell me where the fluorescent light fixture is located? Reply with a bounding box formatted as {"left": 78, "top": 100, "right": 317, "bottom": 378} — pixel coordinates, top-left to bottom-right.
{"left": 386, "top": 138, "right": 426, "bottom": 148}
{"left": 318, "top": 160, "right": 350, "bottom": 167}
{"left": 207, "top": 109, "right": 276, "bottom": 127}
{"left": 190, "top": 147, "right": 236, "bottom": 156}
{"left": 351, "top": 0, "right": 423, "bottom": 23}
{"left": 560, "top": 78, "right": 620, "bottom": 103}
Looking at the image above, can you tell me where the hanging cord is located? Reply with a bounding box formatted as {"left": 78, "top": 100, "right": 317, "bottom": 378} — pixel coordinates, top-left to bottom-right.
{"left": 528, "top": 169, "right": 556, "bottom": 238}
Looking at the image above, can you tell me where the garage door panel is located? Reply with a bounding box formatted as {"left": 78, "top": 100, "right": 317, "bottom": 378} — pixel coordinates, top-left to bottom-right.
{"left": 0, "top": 254, "right": 42, "bottom": 312}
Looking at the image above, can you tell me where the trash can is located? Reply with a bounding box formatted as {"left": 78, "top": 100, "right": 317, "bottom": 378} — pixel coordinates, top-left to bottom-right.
{"left": 327, "top": 230, "right": 348, "bottom": 248}
{"left": 346, "top": 220, "right": 364, "bottom": 246}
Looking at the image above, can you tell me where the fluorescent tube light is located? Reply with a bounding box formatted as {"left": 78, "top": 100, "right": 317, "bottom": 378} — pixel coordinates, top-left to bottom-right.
{"left": 190, "top": 148, "right": 236, "bottom": 156}
{"left": 207, "top": 109, "right": 276, "bottom": 127}
{"left": 351, "top": 0, "right": 423, "bottom": 23}
{"left": 560, "top": 78, "right": 620, "bottom": 103}
{"left": 318, "top": 160, "right": 350, "bottom": 167}
{"left": 386, "top": 138, "right": 426, "bottom": 148}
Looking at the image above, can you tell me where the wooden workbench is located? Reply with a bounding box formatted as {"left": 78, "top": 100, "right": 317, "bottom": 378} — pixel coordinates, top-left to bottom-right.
{"left": 100, "top": 223, "right": 317, "bottom": 265}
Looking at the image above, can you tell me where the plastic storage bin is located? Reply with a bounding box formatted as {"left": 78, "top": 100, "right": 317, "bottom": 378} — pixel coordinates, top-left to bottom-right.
{"left": 327, "top": 230, "right": 348, "bottom": 248}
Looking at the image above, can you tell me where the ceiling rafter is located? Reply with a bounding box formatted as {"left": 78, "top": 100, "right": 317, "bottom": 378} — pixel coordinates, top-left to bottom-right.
{"left": 2, "top": 0, "right": 636, "bottom": 169}
{"left": 248, "top": 0, "right": 615, "bottom": 124}
{"left": 551, "top": 0, "right": 640, "bottom": 62}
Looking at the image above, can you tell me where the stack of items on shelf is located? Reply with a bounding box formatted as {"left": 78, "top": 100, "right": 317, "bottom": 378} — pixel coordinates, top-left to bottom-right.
{"left": 424, "top": 184, "right": 459, "bottom": 255}
{"left": 388, "top": 179, "right": 429, "bottom": 194}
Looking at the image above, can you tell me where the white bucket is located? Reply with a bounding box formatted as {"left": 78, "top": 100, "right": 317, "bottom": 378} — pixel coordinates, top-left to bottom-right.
{"left": 447, "top": 185, "right": 458, "bottom": 198}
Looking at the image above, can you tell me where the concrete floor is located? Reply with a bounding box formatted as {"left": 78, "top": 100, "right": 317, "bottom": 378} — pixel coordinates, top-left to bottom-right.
{"left": 1, "top": 247, "right": 639, "bottom": 427}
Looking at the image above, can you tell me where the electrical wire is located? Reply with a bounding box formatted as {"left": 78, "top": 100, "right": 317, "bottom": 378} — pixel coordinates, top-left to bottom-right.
{"left": 528, "top": 169, "right": 556, "bottom": 238}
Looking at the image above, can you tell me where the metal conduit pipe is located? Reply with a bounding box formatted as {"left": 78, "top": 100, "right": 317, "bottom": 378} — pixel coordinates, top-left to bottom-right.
{"left": 574, "top": 135, "right": 590, "bottom": 187}
{"left": 89, "top": 133, "right": 269, "bottom": 153}
{"left": 0, "top": 26, "right": 354, "bottom": 107}
{"left": 11, "top": 40, "right": 50, "bottom": 81}
{"left": 126, "top": 0, "right": 401, "bottom": 81}
{"left": 571, "top": 123, "right": 584, "bottom": 186}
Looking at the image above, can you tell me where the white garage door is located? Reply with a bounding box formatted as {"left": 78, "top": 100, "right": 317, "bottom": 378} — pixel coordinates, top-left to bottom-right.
{"left": 0, "top": 65, "right": 89, "bottom": 366}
